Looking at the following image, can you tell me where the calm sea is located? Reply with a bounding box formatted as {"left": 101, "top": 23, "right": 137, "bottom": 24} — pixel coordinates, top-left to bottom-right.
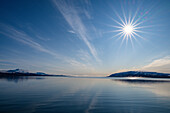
{"left": 0, "top": 77, "right": 170, "bottom": 113}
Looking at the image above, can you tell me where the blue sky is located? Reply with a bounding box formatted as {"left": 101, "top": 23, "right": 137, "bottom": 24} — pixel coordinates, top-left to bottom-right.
{"left": 0, "top": 0, "right": 170, "bottom": 76}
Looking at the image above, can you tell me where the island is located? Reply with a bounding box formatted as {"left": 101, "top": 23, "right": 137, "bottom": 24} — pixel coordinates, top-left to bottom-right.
{"left": 108, "top": 71, "right": 170, "bottom": 78}
{"left": 0, "top": 69, "right": 69, "bottom": 78}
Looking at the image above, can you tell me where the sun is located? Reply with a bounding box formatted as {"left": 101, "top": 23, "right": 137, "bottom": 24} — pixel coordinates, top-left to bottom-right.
{"left": 108, "top": 9, "right": 149, "bottom": 47}
{"left": 110, "top": 15, "right": 145, "bottom": 46}
{"left": 123, "top": 24, "right": 133, "bottom": 34}
{"left": 113, "top": 20, "right": 139, "bottom": 43}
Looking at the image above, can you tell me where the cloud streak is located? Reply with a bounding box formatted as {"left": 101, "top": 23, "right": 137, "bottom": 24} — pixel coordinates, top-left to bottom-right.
{"left": 141, "top": 56, "right": 170, "bottom": 73}
{"left": 52, "top": 0, "right": 101, "bottom": 63}
{"left": 0, "top": 24, "right": 63, "bottom": 59}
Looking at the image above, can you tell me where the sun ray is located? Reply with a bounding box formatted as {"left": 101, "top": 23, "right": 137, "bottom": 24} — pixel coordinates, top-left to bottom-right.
{"left": 112, "top": 31, "right": 124, "bottom": 38}
{"left": 130, "top": 7, "right": 140, "bottom": 25}
{"left": 129, "top": 34, "right": 134, "bottom": 49}
{"left": 110, "top": 17, "right": 125, "bottom": 27}
{"left": 134, "top": 24, "right": 162, "bottom": 29}
{"left": 114, "top": 10, "right": 126, "bottom": 26}
{"left": 133, "top": 29, "right": 151, "bottom": 35}
{"left": 122, "top": 8, "right": 128, "bottom": 25}
{"left": 133, "top": 32, "right": 145, "bottom": 40}
{"left": 131, "top": 33, "right": 143, "bottom": 47}
{"left": 115, "top": 32, "right": 125, "bottom": 41}
{"left": 126, "top": 34, "right": 129, "bottom": 46}
{"left": 128, "top": 10, "right": 132, "bottom": 25}
{"left": 105, "top": 29, "right": 124, "bottom": 33}
{"left": 105, "top": 24, "right": 123, "bottom": 29}
{"left": 122, "top": 33, "right": 127, "bottom": 43}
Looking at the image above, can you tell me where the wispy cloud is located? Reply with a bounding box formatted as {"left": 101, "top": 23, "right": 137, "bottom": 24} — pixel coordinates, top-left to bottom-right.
{"left": 0, "top": 24, "right": 63, "bottom": 59}
{"left": 36, "top": 35, "right": 50, "bottom": 41}
{"left": 141, "top": 56, "right": 170, "bottom": 73}
{"left": 52, "top": 0, "right": 101, "bottom": 63}
{"left": 77, "top": 49, "right": 92, "bottom": 63}
{"left": 68, "top": 30, "right": 75, "bottom": 34}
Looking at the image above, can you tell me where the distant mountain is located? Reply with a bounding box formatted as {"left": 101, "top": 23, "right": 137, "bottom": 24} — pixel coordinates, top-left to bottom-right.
{"left": 36, "top": 72, "right": 47, "bottom": 75}
{"left": 108, "top": 71, "right": 170, "bottom": 78}
{"left": 7, "top": 69, "right": 28, "bottom": 73}
{"left": 0, "top": 69, "right": 69, "bottom": 77}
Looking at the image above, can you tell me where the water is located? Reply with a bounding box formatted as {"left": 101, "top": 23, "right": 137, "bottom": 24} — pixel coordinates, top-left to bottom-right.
{"left": 0, "top": 77, "right": 170, "bottom": 113}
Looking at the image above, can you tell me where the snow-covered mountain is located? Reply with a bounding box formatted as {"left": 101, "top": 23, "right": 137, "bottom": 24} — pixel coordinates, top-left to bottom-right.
{"left": 6, "top": 69, "right": 29, "bottom": 73}
{"left": 109, "top": 71, "right": 170, "bottom": 78}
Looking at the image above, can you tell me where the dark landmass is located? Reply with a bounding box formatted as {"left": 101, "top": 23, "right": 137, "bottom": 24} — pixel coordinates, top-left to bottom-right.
{"left": 0, "top": 69, "right": 69, "bottom": 78}
{"left": 108, "top": 71, "right": 170, "bottom": 78}
{"left": 0, "top": 72, "right": 68, "bottom": 77}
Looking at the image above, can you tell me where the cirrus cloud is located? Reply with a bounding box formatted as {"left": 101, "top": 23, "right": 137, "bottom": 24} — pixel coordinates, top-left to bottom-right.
{"left": 141, "top": 56, "right": 170, "bottom": 73}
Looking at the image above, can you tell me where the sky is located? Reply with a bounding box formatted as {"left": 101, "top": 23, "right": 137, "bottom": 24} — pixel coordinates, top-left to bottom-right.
{"left": 0, "top": 0, "right": 170, "bottom": 76}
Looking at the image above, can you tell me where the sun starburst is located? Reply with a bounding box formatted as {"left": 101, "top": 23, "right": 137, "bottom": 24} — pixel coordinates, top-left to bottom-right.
{"left": 112, "top": 15, "right": 145, "bottom": 47}
{"left": 108, "top": 7, "right": 152, "bottom": 48}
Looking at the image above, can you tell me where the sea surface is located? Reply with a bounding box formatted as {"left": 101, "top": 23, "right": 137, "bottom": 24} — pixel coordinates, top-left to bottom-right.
{"left": 0, "top": 76, "right": 170, "bottom": 113}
